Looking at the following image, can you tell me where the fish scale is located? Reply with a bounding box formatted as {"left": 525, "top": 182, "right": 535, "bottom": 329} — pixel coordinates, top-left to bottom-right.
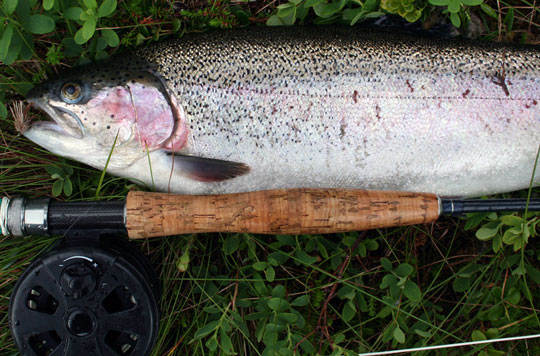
{"left": 24, "top": 27, "right": 540, "bottom": 197}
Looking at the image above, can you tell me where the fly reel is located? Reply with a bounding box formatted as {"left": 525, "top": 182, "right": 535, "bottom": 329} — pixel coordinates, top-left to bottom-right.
{"left": 9, "top": 235, "right": 160, "bottom": 356}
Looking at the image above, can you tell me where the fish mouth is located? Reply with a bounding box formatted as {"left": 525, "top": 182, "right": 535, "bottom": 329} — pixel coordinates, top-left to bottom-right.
{"left": 27, "top": 99, "right": 85, "bottom": 139}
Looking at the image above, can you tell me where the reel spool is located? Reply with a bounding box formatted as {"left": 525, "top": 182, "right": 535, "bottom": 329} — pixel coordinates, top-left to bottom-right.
{"left": 9, "top": 235, "right": 160, "bottom": 356}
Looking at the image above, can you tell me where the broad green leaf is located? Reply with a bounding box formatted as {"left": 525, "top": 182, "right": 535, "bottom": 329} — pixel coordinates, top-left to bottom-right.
{"left": 268, "top": 297, "right": 289, "bottom": 312}
{"left": 403, "top": 280, "right": 421, "bottom": 302}
{"left": 277, "top": 5, "right": 296, "bottom": 25}
{"left": 220, "top": 329, "right": 233, "bottom": 354}
{"left": 205, "top": 336, "right": 218, "bottom": 351}
{"left": 471, "top": 329, "right": 487, "bottom": 341}
{"left": 380, "top": 257, "right": 392, "bottom": 271}
{"left": 95, "top": 36, "right": 107, "bottom": 51}
{"left": 74, "top": 28, "right": 86, "bottom": 44}
{"left": 82, "top": 16, "right": 97, "bottom": 40}
{"left": 83, "top": 0, "right": 97, "bottom": 9}
{"left": 295, "top": 250, "right": 317, "bottom": 265}
{"left": 0, "top": 102, "right": 7, "bottom": 119}
{"left": 428, "top": 0, "right": 450, "bottom": 4}
{"left": 480, "top": 3, "right": 497, "bottom": 19}
{"left": 277, "top": 2, "right": 295, "bottom": 9}
{"left": 25, "top": 14, "right": 55, "bottom": 34}
{"left": 16, "top": 0, "right": 30, "bottom": 23}
{"left": 448, "top": 0, "right": 460, "bottom": 13}
{"left": 456, "top": 264, "right": 482, "bottom": 277}
{"left": 193, "top": 320, "right": 219, "bottom": 339}
{"left": 395, "top": 263, "right": 413, "bottom": 277}
{"left": 0, "top": 23, "right": 14, "bottom": 61}
{"left": 52, "top": 180, "right": 63, "bottom": 197}
{"left": 265, "top": 266, "right": 275, "bottom": 282}
{"left": 380, "top": 274, "right": 397, "bottom": 289}
{"left": 64, "top": 6, "right": 83, "bottom": 20}
{"left": 223, "top": 234, "right": 240, "bottom": 255}
{"left": 501, "top": 215, "right": 523, "bottom": 227}
{"left": 172, "top": 18, "right": 181, "bottom": 32}
{"left": 253, "top": 262, "right": 268, "bottom": 271}
{"left": 45, "top": 165, "right": 64, "bottom": 177}
{"left": 393, "top": 326, "right": 405, "bottom": 344}
{"left": 341, "top": 299, "right": 356, "bottom": 322}
{"left": 291, "top": 295, "right": 309, "bottom": 306}
{"left": 272, "top": 285, "right": 286, "bottom": 298}
{"left": 461, "top": 0, "right": 483, "bottom": 5}
{"left": 414, "top": 329, "right": 432, "bottom": 337}
{"left": 3, "top": 30, "right": 21, "bottom": 65}
{"left": 43, "top": 0, "right": 54, "bottom": 10}
{"left": 277, "top": 312, "right": 298, "bottom": 323}
{"left": 5, "top": 0, "right": 18, "bottom": 14}
{"left": 62, "top": 38, "right": 82, "bottom": 57}
{"left": 451, "top": 12, "right": 461, "bottom": 28}
{"left": 266, "top": 15, "right": 284, "bottom": 26}
{"left": 525, "top": 263, "right": 540, "bottom": 284}
{"left": 63, "top": 179, "right": 73, "bottom": 196}
{"left": 97, "top": 0, "right": 116, "bottom": 17}
{"left": 305, "top": 0, "right": 324, "bottom": 6}
{"left": 313, "top": 0, "right": 347, "bottom": 18}
{"left": 452, "top": 276, "right": 472, "bottom": 292}
{"left": 475, "top": 221, "right": 500, "bottom": 241}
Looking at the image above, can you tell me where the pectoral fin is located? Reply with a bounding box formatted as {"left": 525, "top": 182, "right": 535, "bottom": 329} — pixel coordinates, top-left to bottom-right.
{"left": 167, "top": 152, "right": 250, "bottom": 182}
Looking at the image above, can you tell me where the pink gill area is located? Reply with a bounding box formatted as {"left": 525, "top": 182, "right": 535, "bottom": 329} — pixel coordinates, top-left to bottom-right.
{"left": 92, "top": 83, "right": 188, "bottom": 150}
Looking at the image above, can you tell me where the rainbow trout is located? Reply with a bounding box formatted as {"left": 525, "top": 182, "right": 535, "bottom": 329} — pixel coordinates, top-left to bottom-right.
{"left": 24, "top": 27, "right": 540, "bottom": 197}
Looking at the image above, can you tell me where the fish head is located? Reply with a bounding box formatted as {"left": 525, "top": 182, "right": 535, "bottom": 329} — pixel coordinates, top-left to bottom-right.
{"left": 24, "top": 56, "right": 188, "bottom": 170}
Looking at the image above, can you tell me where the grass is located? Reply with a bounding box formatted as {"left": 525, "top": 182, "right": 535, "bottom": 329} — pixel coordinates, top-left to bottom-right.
{"left": 1, "top": 0, "right": 540, "bottom": 355}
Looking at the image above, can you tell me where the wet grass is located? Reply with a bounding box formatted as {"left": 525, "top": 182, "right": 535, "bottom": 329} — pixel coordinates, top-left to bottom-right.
{"left": 1, "top": 0, "right": 540, "bottom": 355}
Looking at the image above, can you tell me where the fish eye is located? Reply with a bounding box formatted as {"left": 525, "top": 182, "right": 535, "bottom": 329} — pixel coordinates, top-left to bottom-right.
{"left": 60, "top": 82, "right": 83, "bottom": 104}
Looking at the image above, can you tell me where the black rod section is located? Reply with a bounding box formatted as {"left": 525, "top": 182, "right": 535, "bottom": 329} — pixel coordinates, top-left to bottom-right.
{"left": 48, "top": 200, "right": 126, "bottom": 235}
{"left": 442, "top": 199, "right": 540, "bottom": 216}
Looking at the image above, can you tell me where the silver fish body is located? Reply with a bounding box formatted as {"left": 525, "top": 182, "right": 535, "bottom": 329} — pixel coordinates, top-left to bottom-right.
{"left": 24, "top": 27, "right": 540, "bottom": 197}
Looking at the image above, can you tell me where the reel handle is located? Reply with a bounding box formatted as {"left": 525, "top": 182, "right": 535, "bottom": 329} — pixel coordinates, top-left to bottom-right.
{"left": 125, "top": 189, "right": 440, "bottom": 238}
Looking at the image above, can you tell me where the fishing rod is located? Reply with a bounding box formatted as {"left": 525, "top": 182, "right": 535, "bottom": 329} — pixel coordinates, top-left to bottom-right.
{"left": 3, "top": 188, "right": 539, "bottom": 356}
{"left": 2, "top": 188, "right": 539, "bottom": 239}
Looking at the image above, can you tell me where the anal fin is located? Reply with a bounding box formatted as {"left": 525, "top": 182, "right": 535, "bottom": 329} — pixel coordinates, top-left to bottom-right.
{"left": 167, "top": 152, "right": 250, "bottom": 182}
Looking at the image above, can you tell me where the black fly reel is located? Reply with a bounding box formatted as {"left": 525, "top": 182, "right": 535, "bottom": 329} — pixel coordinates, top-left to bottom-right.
{"left": 9, "top": 235, "right": 161, "bottom": 356}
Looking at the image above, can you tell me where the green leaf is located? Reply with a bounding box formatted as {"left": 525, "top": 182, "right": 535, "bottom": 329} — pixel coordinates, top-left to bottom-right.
{"left": 64, "top": 7, "right": 83, "bottom": 20}
{"left": 403, "top": 280, "right": 421, "bottom": 302}
{"left": 505, "top": 8, "right": 516, "bottom": 31}
{"left": 83, "top": 0, "right": 97, "bottom": 9}
{"left": 380, "top": 257, "right": 392, "bottom": 271}
{"left": 52, "top": 180, "right": 63, "bottom": 197}
{"left": 448, "top": 0, "right": 461, "bottom": 13}
{"left": 95, "top": 36, "right": 107, "bottom": 51}
{"left": 393, "top": 326, "right": 405, "bottom": 343}
{"left": 476, "top": 221, "right": 500, "bottom": 241}
{"left": 63, "top": 178, "right": 73, "bottom": 196}
{"left": 395, "top": 263, "right": 413, "bottom": 277}
{"left": 43, "top": 0, "right": 54, "bottom": 10}
{"left": 193, "top": 320, "right": 219, "bottom": 339}
{"left": 480, "top": 3, "right": 497, "bottom": 19}
{"left": 3, "top": 29, "right": 21, "bottom": 65}
{"left": 277, "top": 312, "right": 298, "bottom": 323}
{"left": 428, "top": 0, "right": 450, "bottom": 5}
{"left": 223, "top": 234, "right": 240, "bottom": 255}
{"left": 172, "top": 18, "right": 181, "bottom": 32}
{"left": 97, "top": 0, "right": 116, "bottom": 17}
{"left": 313, "top": 0, "right": 347, "bottom": 18}
{"left": 46, "top": 165, "right": 64, "bottom": 177}
{"left": 291, "top": 295, "right": 309, "bottom": 307}
{"left": 25, "top": 14, "right": 55, "bottom": 34}
{"left": 0, "top": 102, "right": 7, "bottom": 119}
{"left": 305, "top": 0, "right": 323, "bottom": 6}
{"left": 501, "top": 215, "right": 523, "bottom": 227}
{"left": 341, "top": 299, "right": 356, "bottom": 322}
{"left": 460, "top": 0, "right": 482, "bottom": 5}
{"left": 450, "top": 12, "right": 461, "bottom": 27}
{"left": 471, "top": 329, "right": 487, "bottom": 341}
{"left": 414, "top": 329, "right": 432, "bottom": 337}
{"left": 268, "top": 297, "right": 289, "bottom": 312}
{"left": 380, "top": 274, "right": 397, "bottom": 289}
{"left": 0, "top": 23, "right": 14, "bottom": 61}
{"left": 253, "top": 262, "right": 268, "bottom": 271}
{"left": 525, "top": 264, "right": 540, "bottom": 284}
{"left": 266, "top": 14, "right": 284, "bottom": 26}
{"left": 453, "top": 276, "right": 472, "bottom": 292}
{"left": 95, "top": 50, "right": 108, "bottom": 60}
{"left": 82, "top": 16, "right": 97, "bottom": 40}
{"left": 4, "top": 0, "right": 18, "bottom": 14}
{"left": 265, "top": 266, "right": 275, "bottom": 282}
{"left": 296, "top": 250, "right": 317, "bottom": 265}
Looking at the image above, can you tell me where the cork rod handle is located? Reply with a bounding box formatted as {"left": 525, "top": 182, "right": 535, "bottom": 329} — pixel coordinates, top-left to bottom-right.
{"left": 125, "top": 189, "right": 440, "bottom": 238}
